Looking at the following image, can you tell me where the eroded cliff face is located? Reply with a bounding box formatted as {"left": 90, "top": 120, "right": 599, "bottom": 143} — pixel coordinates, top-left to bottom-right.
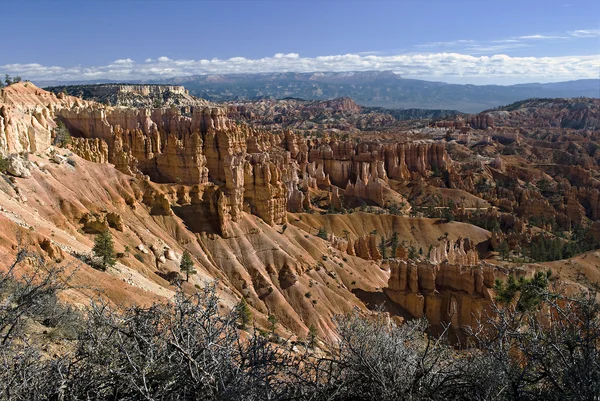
{"left": 51, "top": 99, "right": 455, "bottom": 237}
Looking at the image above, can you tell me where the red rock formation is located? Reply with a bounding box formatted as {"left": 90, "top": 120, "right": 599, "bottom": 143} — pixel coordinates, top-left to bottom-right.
{"left": 344, "top": 175, "right": 384, "bottom": 207}
{"left": 385, "top": 142, "right": 450, "bottom": 180}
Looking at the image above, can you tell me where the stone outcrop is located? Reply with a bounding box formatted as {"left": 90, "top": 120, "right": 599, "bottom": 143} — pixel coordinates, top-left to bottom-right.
{"left": 6, "top": 155, "right": 32, "bottom": 178}
{"left": 80, "top": 211, "right": 125, "bottom": 233}
{"left": 106, "top": 212, "right": 124, "bottom": 232}
{"left": 243, "top": 153, "right": 287, "bottom": 225}
{"left": 82, "top": 84, "right": 188, "bottom": 97}
{"left": 429, "top": 239, "right": 479, "bottom": 266}
{"left": 80, "top": 213, "right": 109, "bottom": 233}
{"left": 143, "top": 188, "right": 172, "bottom": 216}
{"left": 342, "top": 234, "right": 383, "bottom": 260}
{"left": 304, "top": 140, "right": 388, "bottom": 188}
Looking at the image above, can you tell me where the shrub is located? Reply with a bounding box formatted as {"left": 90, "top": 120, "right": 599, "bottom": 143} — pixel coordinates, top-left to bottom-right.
{"left": 0, "top": 154, "right": 9, "bottom": 174}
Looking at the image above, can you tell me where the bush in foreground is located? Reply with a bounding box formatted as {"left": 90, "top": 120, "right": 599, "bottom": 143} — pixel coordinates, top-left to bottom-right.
{"left": 1, "top": 250, "right": 599, "bottom": 400}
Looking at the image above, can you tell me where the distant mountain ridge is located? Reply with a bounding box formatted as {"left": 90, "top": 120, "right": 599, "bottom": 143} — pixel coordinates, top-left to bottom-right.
{"left": 149, "top": 71, "right": 598, "bottom": 112}
{"left": 38, "top": 70, "right": 599, "bottom": 113}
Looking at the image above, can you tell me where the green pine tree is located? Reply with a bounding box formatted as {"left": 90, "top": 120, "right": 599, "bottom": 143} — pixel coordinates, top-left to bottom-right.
{"left": 237, "top": 297, "right": 252, "bottom": 329}
{"left": 378, "top": 236, "right": 387, "bottom": 259}
{"left": 54, "top": 121, "right": 72, "bottom": 147}
{"left": 308, "top": 324, "right": 318, "bottom": 348}
{"left": 92, "top": 231, "right": 116, "bottom": 271}
{"left": 408, "top": 245, "right": 418, "bottom": 260}
{"left": 268, "top": 314, "right": 278, "bottom": 334}
{"left": 390, "top": 231, "right": 399, "bottom": 257}
{"left": 498, "top": 240, "right": 510, "bottom": 261}
{"left": 179, "top": 250, "right": 196, "bottom": 282}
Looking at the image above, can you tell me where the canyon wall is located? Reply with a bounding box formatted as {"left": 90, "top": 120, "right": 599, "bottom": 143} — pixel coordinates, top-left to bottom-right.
{"left": 55, "top": 103, "right": 455, "bottom": 236}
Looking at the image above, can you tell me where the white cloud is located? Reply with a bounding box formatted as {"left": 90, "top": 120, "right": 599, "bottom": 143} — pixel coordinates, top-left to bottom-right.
{"left": 415, "top": 40, "right": 475, "bottom": 48}
{"left": 463, "top": 43, "right": 531, "bottom": 53}
{"left": 2, "top": 52, "right": 598, "bottom": 84}
{"left": 492, "top": 39, "right": 521, "bottom": 43}
{"left": 517, "top": 34, "right": 567, "bottom": 40}
{"left": 569, "top": 29, "right": 600, "bottom": 37}
{"left": 415, "top": 28, "right": 596, "bottom": 57}
{"left": 113, "top": 58, "right": 134, "bottom": 64}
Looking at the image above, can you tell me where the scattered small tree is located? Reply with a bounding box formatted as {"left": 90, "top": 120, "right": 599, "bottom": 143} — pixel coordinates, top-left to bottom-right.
{"left": 498, "top": 240, "right": 510, "bottom": 261}
{"left": 92, "top": 231, "right": 116, "bottom": 271}
{"left": 378, "top": 236, "right": 387, "bottom": 259}
{"left": 442, "top": 204, "right": 455, "bottom": 222}
{"left": 408, "top": 245, "right": 418, "bottom": 260}
{"left": 390, "top": 231, "right": 399, "bottom": 257}
{"left": 268, "top": 314, "right": 278, "bottom": 334}
{"left": 494, "top": 270, "right": 551, "bottom": 312}
{"left": 0, "top": 154, "right": 9, "bottom": 174}
{"left": 179, "top": 250, "right": 196, "bottom": 282}
{"left": 237, "top": 297, "right": 253, "bottom": 329}
{"left": 308, "top": 324, "right": 318, "bottom": 348}
{"left": 54, "top": 120, "right": 72, "bottom": 147}
{"left": 317, "top": 227, "right": 328, "bottom": 240}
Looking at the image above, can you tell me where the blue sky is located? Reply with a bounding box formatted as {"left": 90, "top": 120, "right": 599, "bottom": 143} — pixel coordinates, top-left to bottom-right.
{"left": 1, "top": 0, "right": 599, "bottom": 84}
